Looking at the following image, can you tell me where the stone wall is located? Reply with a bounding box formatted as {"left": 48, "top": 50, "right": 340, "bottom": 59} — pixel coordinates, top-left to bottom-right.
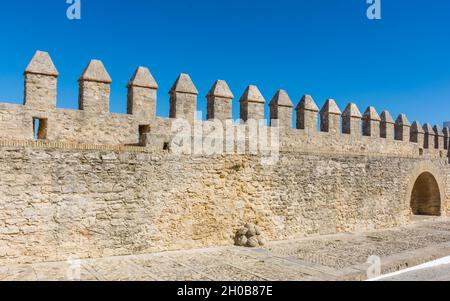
{"left": 0, "top": 50, "right": 449, "bottom": 265}
{"left": 0, "top": 144, "right": 447, "bottom": 265}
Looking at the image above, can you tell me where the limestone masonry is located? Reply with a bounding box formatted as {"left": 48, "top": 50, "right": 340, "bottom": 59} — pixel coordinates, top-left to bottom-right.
{"left": 0, "top": 51, "right": 449, "bottom": 265}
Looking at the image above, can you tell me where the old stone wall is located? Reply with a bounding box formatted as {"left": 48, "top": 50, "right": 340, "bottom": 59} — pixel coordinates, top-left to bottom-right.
{"left": 0, "top": 50, "right": 449, "bottom": 265}
{"left": 0, "top": 143, "right": 447, "bottom": 265}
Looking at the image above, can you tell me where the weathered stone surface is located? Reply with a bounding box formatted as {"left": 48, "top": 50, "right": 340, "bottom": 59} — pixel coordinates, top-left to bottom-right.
{"left": 0, "top": 51, "right": 449, "bottom": 268}
{"left": 169, "top": 74, "right": 198, "bottom": 123}
{"left": 434, "top": 125, "right": 445, "bottom": 150}
{"left": 363, "top": 106, "right": 381, "bottom": 121}
{"left": 247, "top": 237, "right": 259, "bottom": 248}
{"left": 395, "top": 114, "right": 411, "bottom": 142}
{"left": 0, "top": 125, "right": 448, "bottom": 266}
{"left": 2, "top": 218, "right": 450, "bottom": 281}
{"left": 235, "top": 223, "right": 266, "bottom": 248}
{"left": 380, "top": 111, "right": 395, "bottom": 140}
{"left": 320, "top": 99, "right": 341, "bottom": 134}
{"left": 411, "top": 121, "right": 425, "bottom": 134}
{"left": 269, "top": 90, "right": 293, "bottom": 108}
{"left": 411, "top": 121, "right": 425, "bottom": 147}
{"left": 240, "top": 85, "right": 265, "bottom": 121}
{"left": 342, "top": 103, "right": 362, "bottom": 118}
{"left": 25, "top": 51, "right": 59, "bottom": 77}
{"left": 237, "top": 228, "right": 248, "bottom": 236}
{"left": 321, "top": 99, "right": 341, "bottom": 115}
{"left": 443, "top": 127, "right": 450, "bottom": 150}
{"left": 170, "top": 73, "right": 198, "bottom": 95}
{"left": 397, "top": 114, "right": 411, "bottom": 127}
{"left": 24, "top": 51, "right": 59, "bottom": 110}
{"left": 296, "top": 95, "right": 319, "bottom": 131}
{"left": 363, "top": 106, "right": 381, "bottom": 138}
{"left": 257, "top": 236, "right": 266, "bottom": 246}
{"left": 423, "top": 123, "right": 435, "bottom": 149}
{"left": 79, "top": 60, "right": 112, "bottom": 83}
{"left": 78, "top": 60, "right": 112, "bottom": 114}
{"left": 128, "top": 67, "right": 158, "bottom": 89}
{"left": 240, "top": 85, "right": 265, "bottom": 104}
{"left": 342, "top": 103, "right": 362, "bottom": 135}
{"left": 380, "top": 111, "right": 394, "bottom": 124}
{"left": 434, "top": 125, "right": 444, "bottom": 136}
{"left": 297, "top": 95, "right": 319, "bottom": 112}
{"left": 207, "top": 80, "right": 233, "bottom": 121}
{"left": 208, "top": 80, "right": 233, "bottom": 99}
{"left": 236, "top": 236, "right": 248, "bottom": 247}
{"left": 246, "top": 227, "right": 257, "bottom": 237}
{"left": 423, "top": 123, "right": 434, "bottom": 133}
{"left": 269, "top": 90, "right": 293, "bottom": 128}
{"left": 127, "top": 67, "right": 158, "bottom": 120}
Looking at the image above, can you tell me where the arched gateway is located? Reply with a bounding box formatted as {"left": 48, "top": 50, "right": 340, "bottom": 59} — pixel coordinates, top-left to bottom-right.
{"left": 410, "top": 172, "right": 442, "bottom": 216}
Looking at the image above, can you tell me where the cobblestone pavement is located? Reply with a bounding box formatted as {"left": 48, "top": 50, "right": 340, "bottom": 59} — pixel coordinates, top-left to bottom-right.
{"left": 2, "top": 217, "right": 450, "bottom": 281}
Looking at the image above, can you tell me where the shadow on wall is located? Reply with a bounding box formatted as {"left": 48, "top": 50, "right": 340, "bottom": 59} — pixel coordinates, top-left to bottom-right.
{"left": 411, "top": 172, "right": 442, "bottom": 216}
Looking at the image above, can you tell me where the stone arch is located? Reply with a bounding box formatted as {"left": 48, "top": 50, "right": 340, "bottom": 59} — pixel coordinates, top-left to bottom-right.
{"left": 410, "top": 172, "right": 441, "bottom": 216}
{"left": 406, "top": 162, "right": 445, "bottom": 216}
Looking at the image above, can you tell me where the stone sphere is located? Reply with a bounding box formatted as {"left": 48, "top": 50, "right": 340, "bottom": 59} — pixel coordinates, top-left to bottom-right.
{"left": 235, "top": 223, "right": 265, "bottom": 248}
{"left": 257, "top": 236, "right": 266, "bottom": 246}
{"left": 236, "top": 235, "right": 248, "bottom": 247}
{"left": 247, "top": 236, "right": 259, "bottom": 248}
{"left": 245, "top": 225, "right": 257, "bottom": 237}
{"left": 237, "top": 228, "right": 248, "bottom": 236}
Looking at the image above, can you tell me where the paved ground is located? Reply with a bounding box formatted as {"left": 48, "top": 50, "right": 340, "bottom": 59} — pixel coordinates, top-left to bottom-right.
{"left": 380, "top": 264, "right": 450, "bottom": 281}
{"left": 2, "top": 217, "right": 450, "bottom": 281}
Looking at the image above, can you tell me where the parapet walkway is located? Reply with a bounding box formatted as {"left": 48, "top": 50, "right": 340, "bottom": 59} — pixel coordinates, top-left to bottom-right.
{"left": 2, "top": 217, "right": 450, "bottom": 281}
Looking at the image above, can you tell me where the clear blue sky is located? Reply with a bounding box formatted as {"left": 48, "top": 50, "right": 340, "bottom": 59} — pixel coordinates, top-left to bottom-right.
{"left": 0, "top": 0, "right": 449, "bottom": 125}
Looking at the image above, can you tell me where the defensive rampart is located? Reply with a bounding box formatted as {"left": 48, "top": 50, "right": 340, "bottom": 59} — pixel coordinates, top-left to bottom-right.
{"left": 0, "top": 51, "right": 448, "bottom": 264}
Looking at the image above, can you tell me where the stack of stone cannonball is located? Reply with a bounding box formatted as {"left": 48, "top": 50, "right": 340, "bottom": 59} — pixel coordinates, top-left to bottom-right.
{"left": 235, "top": 223, "right": 265, "bottom": 248}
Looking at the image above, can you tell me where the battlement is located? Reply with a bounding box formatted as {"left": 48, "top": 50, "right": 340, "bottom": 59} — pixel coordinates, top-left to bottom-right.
{"left": 0, "top": 50, "right": 449, "bottom": 160}
{"left": 1, "top": 52, "right": 450, "bottom": 266}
